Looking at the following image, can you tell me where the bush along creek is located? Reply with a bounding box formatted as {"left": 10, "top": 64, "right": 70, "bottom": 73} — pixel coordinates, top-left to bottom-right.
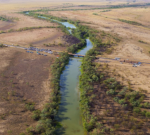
{"left": 20, "top": 11, "right": 122, "bottom": 135}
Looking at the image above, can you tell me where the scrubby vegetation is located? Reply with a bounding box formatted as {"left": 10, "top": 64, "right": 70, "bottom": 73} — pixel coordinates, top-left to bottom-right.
{"left": 33, "top": 52, "right": 69, "bottom": 134}
{"left": 93, "top": 13, "right": 98, "bottom": 15}
{"left": 0, "top": 16, "right": 9, "bottom": 21}
{"left": 119, "top": 19, "right": 142, "bottom": 26}
{"left": 80, "top": 50, "right": 150, "bottom": 134}
{"left": 100, "top": 9, "right": 111, "bottom": 12}
{"left": 0, "top": 26, "right": 57, "bottom": 34}
{"left": 0, "top": 44, "right": 5, "bottom": 48}
{"left": 0, "top": 15, "right": 19, "bottom": 22}
{"left": 80, "top": 54, "right": 99, "bottom": 133}
{"left": 138, "top": 40, "right": 148, "bottom": 44}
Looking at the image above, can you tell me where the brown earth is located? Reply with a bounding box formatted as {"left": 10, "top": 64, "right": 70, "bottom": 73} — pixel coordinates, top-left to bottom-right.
{"left": 0, "top": 47, "right": 55, "bottom": 134}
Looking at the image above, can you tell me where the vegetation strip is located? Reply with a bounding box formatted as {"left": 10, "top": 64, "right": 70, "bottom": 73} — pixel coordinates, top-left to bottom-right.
{"left": 118, "top": 19, "right": 143, "bottom": 26}
{"left": 0, "top": 26, "right": 57, "bottom": 34}
{"left": 22, "top": 3, "right": 150, "bottom": 12}
{"left": 34, "top": 52, "right": 69, "bottom": 134}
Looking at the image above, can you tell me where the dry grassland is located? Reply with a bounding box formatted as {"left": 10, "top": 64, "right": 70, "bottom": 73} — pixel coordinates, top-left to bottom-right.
{"left": 0, "top": 28, "right": 65, "bottom": 49}
{"left": 0, "top": 47, "right": 55, "bottom": 134}
{"left": 0, "top": 13, "right": 58, "bottom": 31}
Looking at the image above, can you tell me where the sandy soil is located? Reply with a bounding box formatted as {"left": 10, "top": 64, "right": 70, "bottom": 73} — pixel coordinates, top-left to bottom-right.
{"left": 0, "top": 47, "right": 55, "bottom": 134}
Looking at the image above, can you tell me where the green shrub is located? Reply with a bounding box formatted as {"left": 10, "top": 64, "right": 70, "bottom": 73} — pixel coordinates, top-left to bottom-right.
{"left": 113, "top": 97, "right": 119, "bottom": 102}
{"left": 143, "top": 102, "right": 150, "bottom": 109}
{"left": 145, "top": 112, "right": 150, "bottom": 118}
{"left": 141, "top": 110, "right": 147, "bottom": 116}
{"left": 133, "top": 107, "right": 141, "bottom": 114}
{"left": 32, "top": 110, "right": 41, "bottom": 120}
{"left": 19, "top": 133, "right": 26, "bottom": 135}
{"left": 118, "top": 99, "right": 125, "bottom": 105}
{"left": 131, "top": 100, "right": 140, "bottom": 107}
{"left": 118, "top": 88, "right": 126, "bottom": 96}
{"left": 0, "top": 44, "right": 4, "bottom": 47}
{"left": 25, "top": 103, "right": 35, "bottom": 111}
{"left": 106, "top": 89, "right": 115, "bottom": 95}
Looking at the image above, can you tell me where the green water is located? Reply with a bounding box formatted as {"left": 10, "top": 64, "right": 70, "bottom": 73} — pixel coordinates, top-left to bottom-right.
{"left": 57, "top": 39, "right": 93, "bottom": 135}
{"left": 57, "top": 58, "right": 83, "bottom": 135}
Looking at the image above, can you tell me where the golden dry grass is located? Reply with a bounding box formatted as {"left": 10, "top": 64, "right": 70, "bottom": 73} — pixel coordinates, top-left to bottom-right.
{"left": 0, "top": 28, "right": 64, "bottom": 47}
{"left": 0, "top": 12, "right": 58, "bottom": 31}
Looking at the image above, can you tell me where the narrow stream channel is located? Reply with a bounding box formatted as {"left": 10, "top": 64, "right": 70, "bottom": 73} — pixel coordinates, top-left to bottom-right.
{"left": 25, "top": 12, "right": 93, "bottom": 134}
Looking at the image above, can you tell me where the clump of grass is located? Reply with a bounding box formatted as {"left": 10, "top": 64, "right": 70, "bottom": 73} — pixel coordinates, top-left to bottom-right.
{"left": 25, "top": 102, "right": 35, "bottom": 111}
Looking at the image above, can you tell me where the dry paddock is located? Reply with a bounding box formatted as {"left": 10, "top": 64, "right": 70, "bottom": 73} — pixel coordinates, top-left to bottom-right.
{"left": 0, "top": 47, "right": 55, "bottom": 134}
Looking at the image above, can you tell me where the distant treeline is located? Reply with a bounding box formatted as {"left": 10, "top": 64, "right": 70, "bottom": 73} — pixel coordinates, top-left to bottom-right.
{"left": 21, "top": 3, "right": 150, "bottom": 12}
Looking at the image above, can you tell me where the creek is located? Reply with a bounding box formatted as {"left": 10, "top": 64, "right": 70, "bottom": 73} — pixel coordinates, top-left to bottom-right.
{"left": 26, "top": 12, "right": 93, "bottom": 135}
